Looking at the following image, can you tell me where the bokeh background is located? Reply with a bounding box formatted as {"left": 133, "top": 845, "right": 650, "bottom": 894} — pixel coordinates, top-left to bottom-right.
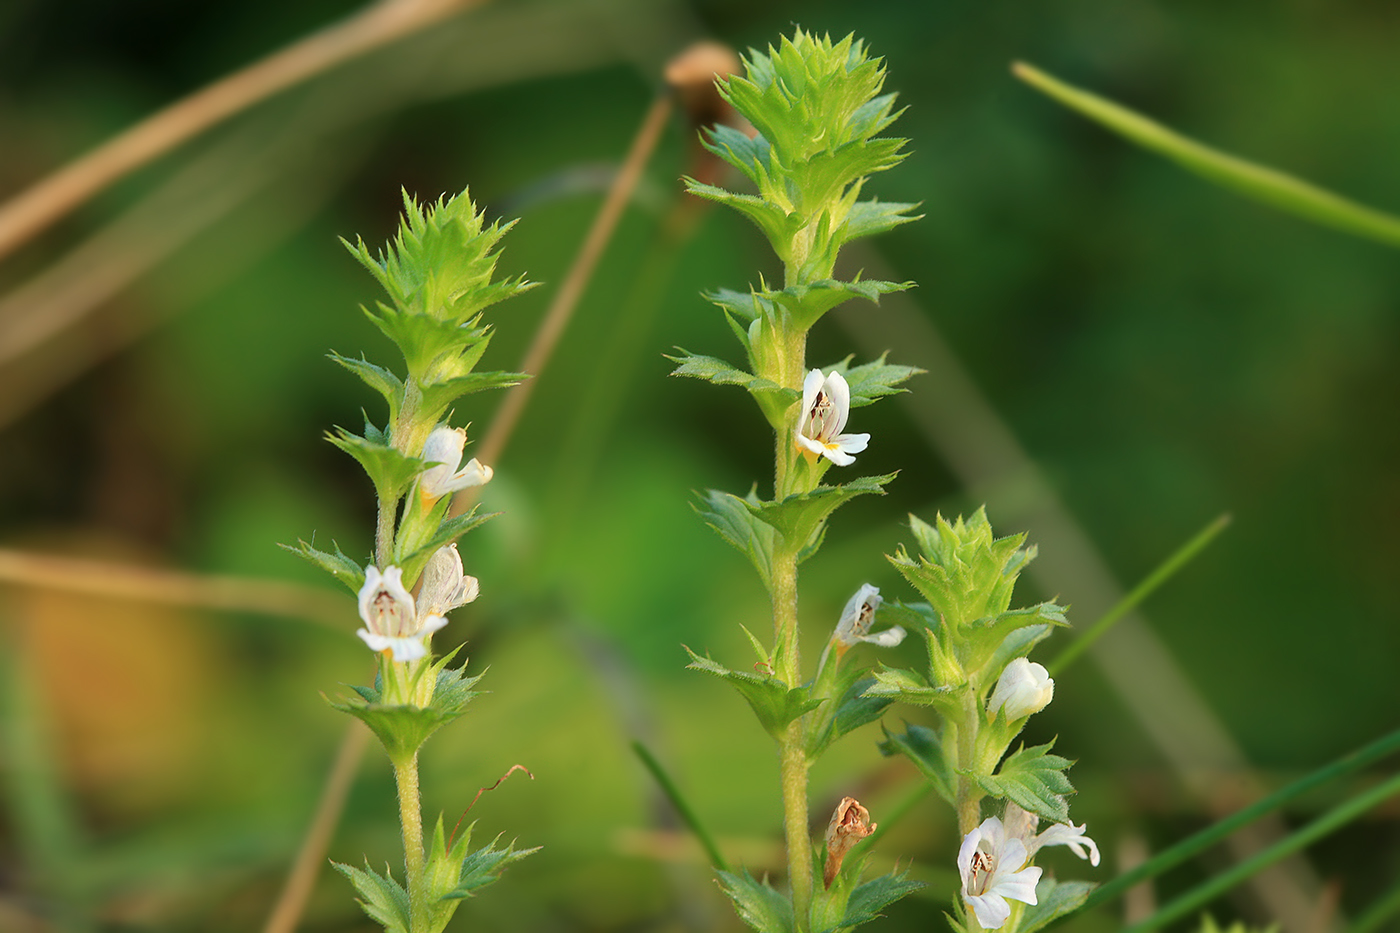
{"left": 1, "top": 0, "right": 1397, "bottom": 930}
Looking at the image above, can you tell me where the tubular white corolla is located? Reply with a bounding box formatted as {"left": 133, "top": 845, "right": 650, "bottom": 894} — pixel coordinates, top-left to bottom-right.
{"left": 958, "top": 816, "right": 1042, "bottom": 929}
{"left": 418, "top": 426, "right": 493, "bottom": 504}
{"left": 795, "top": 369, "right": 869, "bottom": 467}
{"left": 356, "top": 548, "right": 478, "bottom": 663}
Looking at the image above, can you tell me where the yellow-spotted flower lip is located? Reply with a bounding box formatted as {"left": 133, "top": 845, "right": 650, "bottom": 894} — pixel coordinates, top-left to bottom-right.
{"left": 796, "top": 369, "right": 869, "bottom": 466}
{"left": 988, "top": 657, "right": 1055, "bottom": 721}
{"left": 958, "top": 816, "right": 1042, "bottom": 929}
{"left": 356, "top": 549, "right": 478, "bottom": 663}
{"left": 419, "top": 426, "right": 493, "bottom": 502}
{"left": 833, "top": 584, "right": 905, "bottom": 648}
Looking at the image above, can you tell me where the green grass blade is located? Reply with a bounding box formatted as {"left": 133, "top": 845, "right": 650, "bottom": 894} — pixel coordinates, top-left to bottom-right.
{"left": 631, "top": 740, "right": 730, "bottom": 872}
{"left": 0, "top": 624, "right": 95, "bottom": 932}
{"left": 1013, "top": 62, "right": 1400, "bottom": 250}
{"left": 1074, "top": 726, "right": 1400, "bottom": 918}
{"left": 1350, "top": 877, "right": 1400, "bottom": 933}
{"left": 1049, "top": 513, "right": 1231, "bottom": 674}
{"left": 1123, "top": 770, "right": 1400, "bottom": 932}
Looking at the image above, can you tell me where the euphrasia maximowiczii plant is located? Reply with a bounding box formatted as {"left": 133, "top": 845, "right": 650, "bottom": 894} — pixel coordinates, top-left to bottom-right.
{"left": 286, "top": 190, "right": 536, "bottom": 933}
{"left": 675, "top": 31, "right": 1100, "bottom": 933}
{"left": 672, "top": 30, "right": 922, "bottom": 932}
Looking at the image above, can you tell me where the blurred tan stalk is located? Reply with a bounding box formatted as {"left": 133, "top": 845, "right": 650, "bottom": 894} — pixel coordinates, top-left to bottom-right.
{"left": 0, "top": 548, "right": 351, "bottom": 626}
{"left": 0, "top": 0, "right": 485, "bottom": 262}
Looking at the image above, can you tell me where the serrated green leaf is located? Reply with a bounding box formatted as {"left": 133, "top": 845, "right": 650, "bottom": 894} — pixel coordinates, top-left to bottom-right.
{"left": 972, "top": 741, "right": 1075, "bottom": 824}
{"left": 279, "top": 537, "right": 366, "bottom": 595}
{"left": 441, "top": 833, "right": 540, "bottom": 900}
{"left": 879, "top": 723, "right": 955, "bottom": 806}
{"left": 685, "top": 648, "right": 822, "bottom": 740}
{"left": 832, "top": 869, "right": 925, "bottom": 932}
{"left": 826, "top": 353, "right": 923, "bottom": 408}
{"left": 961, "top": 603, "right": 1069, "bottom": 679}
{"left": 863, "top": 666, "right": 952, "bottom": 708}
{"left": 329, "top": 352, "right": 405, "bottom": 422}
{"left": 694, "top": 488, "right": 776, "bottom": 592}
{"left": 667, "top": 350, "right": 790, "bottom": 397}
{"left": 717, "top": 869, "right": 796, "bottom": 933}
{"left": 837, "top": 198, "right": 922, "bottom": 246}
{"left": 333, "top": 860, "right": 411, "bottom": 933}
{"left": 416, "top": 370, "right": 528, "bottom": 422}
{"left": 328, "top": 656, "right": 484, "bottom": 764}
{"left": 705, "top": 287, "right": 774, "bottom": 322}
{"left": 749, "top": 474, "right": 896, "bottom": 551}
{"left": 806, "top": 668, "right": 893, "bottom": 758}
{"left": 773, "top": 279, "right": 912, "bottom": 332}
{"left": 684, "top": 179, "right": 799, "bottom": 261}
{"left": 326, "top": 425, "right": 423, "bottom": 504}
{"left": 1016, "top": 878, "right": 1096, "bottom": 932}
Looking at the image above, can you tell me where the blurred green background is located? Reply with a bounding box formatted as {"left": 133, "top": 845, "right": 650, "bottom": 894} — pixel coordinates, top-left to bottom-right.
{"left": 1, "top": 0, "right": 1397, "bottom": 930}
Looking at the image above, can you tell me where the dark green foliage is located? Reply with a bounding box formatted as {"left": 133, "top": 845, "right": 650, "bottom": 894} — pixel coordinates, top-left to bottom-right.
{"left": 333, "top": 861, "right": 411, "bottom": 933}
{"left": 684, "top": 648, "right": 823, "bottom": 740}
{"left": 1016, "top": 879, "right": 1097, "bottom": 932}
{"left": 970, "top": 741, "right": 1076, "bottom": 824}
{"left": 717, "top": 869, "right": 797, "bottom": 933}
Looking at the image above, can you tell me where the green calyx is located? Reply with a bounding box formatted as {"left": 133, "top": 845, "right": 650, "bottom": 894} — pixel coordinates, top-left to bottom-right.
{"left": 327, "top": 650, "right": 484, "bottom": 767}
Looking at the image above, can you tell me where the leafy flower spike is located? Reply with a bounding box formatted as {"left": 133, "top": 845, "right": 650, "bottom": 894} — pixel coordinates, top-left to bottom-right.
{"left": 418, "top": 426, "right": 493, "bottom": 505}
{"left": 357, "top": 564, "right": 448, "bottom": 662}
{"left": 796, "top": 368, "right": 869, "bottom": 466}
{"left": 957, "top": 816, "right": 1042, "bottom": 929}
{"left": 834, "top": 584, "right": 905, "bottom": 648}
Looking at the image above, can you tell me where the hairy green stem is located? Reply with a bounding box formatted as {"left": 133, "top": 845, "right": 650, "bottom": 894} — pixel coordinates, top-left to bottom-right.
{"left": 954, "top": 696, "right": 982, "bottom": 835}
{"left": 771, "top": 544, "right": 812, "bottom": 926}
{"left": 394, "top": 755, "right": 427, "bottom": 932}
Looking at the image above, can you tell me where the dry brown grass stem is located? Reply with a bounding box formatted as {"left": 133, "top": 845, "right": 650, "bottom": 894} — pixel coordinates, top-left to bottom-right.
{"left": 0, "top": 0, "right": 483, "bottom": 262}
{"left": 262, "top": 721, "right": 373, "bottom": 933}
{"left": 0, "top": 548, "right": 351, "bottom": 627}
{"left": 452, "top": 91, "right": 674, "bottom": 516}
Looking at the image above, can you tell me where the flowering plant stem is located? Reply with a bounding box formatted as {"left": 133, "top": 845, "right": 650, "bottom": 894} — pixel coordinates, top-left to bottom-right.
{"left": 394, "top": 755, "right": 428, "bottom": 931}
{"left": 772, "top": 544, "right": 812, "bottom": 925}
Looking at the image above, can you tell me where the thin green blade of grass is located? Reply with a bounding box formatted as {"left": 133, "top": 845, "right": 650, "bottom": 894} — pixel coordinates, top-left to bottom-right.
{"left": 1012, "top": 62, "right": 1400, "bottom": 250}
{"left": 1121, "top": 770, "right": 1400, "bottom": 932}
{"left": 631, "top": 740, "right": 731, "bottom": 872}
{"left": 0, "top": 619, "right": 95, "bottom": 933}
{"left": 1350, "top": 877, "right": 1400, "bottom": 933}
{"left": 1064, "top": 726, "right": 1400, "bottom": 922}
{"left": 1049, "top": 512, "right": 1231, "bottom": 675}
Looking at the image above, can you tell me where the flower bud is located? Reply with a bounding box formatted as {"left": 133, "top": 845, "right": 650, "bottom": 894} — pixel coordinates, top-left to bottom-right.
{"left": 823, "top": 796, "right": 876, "bottom": 888}
{"left": 419, "top": 426, "right": 492, "bottom": 504}
{"left": 988, "top": 658, "right": 1054, "bottom": 720}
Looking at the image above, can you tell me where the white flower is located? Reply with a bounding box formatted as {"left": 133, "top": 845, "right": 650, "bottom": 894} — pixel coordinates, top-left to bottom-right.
{"left": 833, "top": 584, "right": 905, "bottom": 648}
{"left": 795, "top": 369, "right": 869, "bottom": 467}
{"left": 416, "top": 545, "right": 479, "bottom": 620}
{"left": 357, "top": 563, "right": 449, "bottom": 662}
{"left": 958, "top": 817, "right": 1042, "bottom": 929}
{"left": 1031, "top": 820, "right": 1101, "bottom": 867}
{"left": 988, "top": 657, "right": 1054, "bottom": 720}
{"left": 419, "top": 427, "right": 493, "bottom": 503}
{"left": 1003, "top": 801, "right": 1102, "bottom": 868}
